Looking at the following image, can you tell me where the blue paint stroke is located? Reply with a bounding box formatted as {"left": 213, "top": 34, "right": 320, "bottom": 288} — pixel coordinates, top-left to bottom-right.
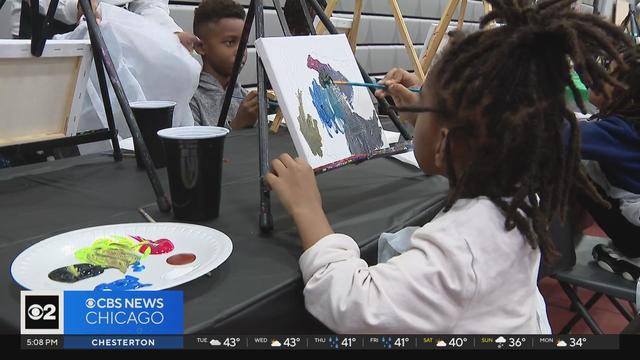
{"left": 305, "top": 55, "right": 384, "bottom": 155}
{"left": 310, "top": 79, "right": 343, "bottom": 137}
{"left": 94, "top": 275, "right": 151, "bottom": 291}
{"left": 307, "top": 55, "right": 353, "bottom": 104}
{"left": 131, "top": 261, "right": 145, "bottom": 272}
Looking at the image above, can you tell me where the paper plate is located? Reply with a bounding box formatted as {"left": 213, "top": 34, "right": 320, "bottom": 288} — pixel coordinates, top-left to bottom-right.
{"left": 11, "top": 223, "right": 232, "bottom": 291}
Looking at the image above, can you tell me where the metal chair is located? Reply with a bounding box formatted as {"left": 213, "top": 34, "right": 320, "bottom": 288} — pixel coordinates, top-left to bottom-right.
{"left": 545, "top": 218, "right": 639, "bottom": 334}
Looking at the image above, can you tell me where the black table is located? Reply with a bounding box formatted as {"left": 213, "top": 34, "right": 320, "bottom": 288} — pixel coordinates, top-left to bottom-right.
{"left": 0, "top": 129, "right": 448, "bottom": 334}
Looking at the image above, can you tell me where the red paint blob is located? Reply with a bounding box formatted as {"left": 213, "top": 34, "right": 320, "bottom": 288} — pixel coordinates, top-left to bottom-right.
{"left": 166, "top": 253, "right": 196, "bottom": 265}
{"left": 131, "top": 235, "right": 175, "bottom": 255}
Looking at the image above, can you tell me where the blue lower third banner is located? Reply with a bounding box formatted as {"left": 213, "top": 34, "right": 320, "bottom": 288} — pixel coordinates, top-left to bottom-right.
{"left": 64, "top": 335, "right": 183, "bottom": 349}
{"left": 64, "top": 291, "right": 183, "bottom": 335}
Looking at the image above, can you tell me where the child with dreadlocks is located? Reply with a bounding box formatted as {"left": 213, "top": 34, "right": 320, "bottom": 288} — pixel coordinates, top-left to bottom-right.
{"left": 576, "top": 44, "right": 640, "bottom": 279}
{"left": 265, "top": 0, "right": 631, "bottom": 333}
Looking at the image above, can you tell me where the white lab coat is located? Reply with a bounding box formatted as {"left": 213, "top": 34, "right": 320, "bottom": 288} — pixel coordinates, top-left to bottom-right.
{"left": 36, "top": 0, "right": 182, "bottom": 32}
{"left": 50, "top": 3, "right": 199, "bottom": 153}
{"left": 9, "top": 0, "right": 21, "bottom": 36}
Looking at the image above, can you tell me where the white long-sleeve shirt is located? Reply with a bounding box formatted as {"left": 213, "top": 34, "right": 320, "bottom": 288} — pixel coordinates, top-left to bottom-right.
{"left": 299, "top": 197, "right": 545, "bottom": 334}
{"left": 9, "top": 0, "right": 22, "bottom": 36}
{"left": 34, "top": 0, "right": 182, "bottom": 33}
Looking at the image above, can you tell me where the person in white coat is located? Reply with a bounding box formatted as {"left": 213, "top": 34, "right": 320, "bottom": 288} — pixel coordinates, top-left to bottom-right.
{"left": 55, "top": 0, "right": 200, "bottom": 50}
{"left": 17, "top": 0, "right": 201, "bottom": 152}
{"left": 12, "top": 0, "right": 200, "bottom": 50}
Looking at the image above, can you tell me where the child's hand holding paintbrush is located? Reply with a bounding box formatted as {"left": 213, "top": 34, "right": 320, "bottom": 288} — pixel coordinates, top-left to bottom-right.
{"left": 373, "top": 68, "right": 423, "bottom": 126}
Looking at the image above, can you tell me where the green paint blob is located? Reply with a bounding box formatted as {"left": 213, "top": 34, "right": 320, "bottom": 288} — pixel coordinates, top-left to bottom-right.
{"left": 75, "top": 235, "right": 151, "bottom": 274}
{"left": 296, "top": 89, "right": 323, "bottom": 157}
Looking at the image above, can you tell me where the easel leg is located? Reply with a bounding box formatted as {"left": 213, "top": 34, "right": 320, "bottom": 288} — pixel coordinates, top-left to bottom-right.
{"left": 300, "top": 0, "right": 317, "bottom": 35}
{"left": 347, "top": 0, "right": 363, "bottom": 53}
{"left": 482, "top": 0, "right": 495, "bottom": 28}
{"left": 593, "top": 0, "right": 600, "bottom": 15}
{"left": 270, "top": 109, "right": 284, "bottom": 133}
{"left": 483, "top": 0, "right": 492, "bottom": 15}
{"left": 218, "top": 0, "right": 256, "bottom": 127}
{"left": 256, "top": 0, "right": 273, "bottom": 232}
{"left": 389, "top": 0, "right": 425, "bottom": 80}
{"left": 272, "top": 0, "right": 292, "bottom": 36}
{"left": 315, "top": 0, "right": 338, "bottom": 34}
{"left": 458, "top": 0, "right": 467, "bottom": 30}
{"left": 89, "top": 38, "right": 122, "bottom": 161}
{"left": 79, "top": 0, "right": 170, "bottom": 212}
{"left": 421, "top": 0, "right": 460, "bottom": 77}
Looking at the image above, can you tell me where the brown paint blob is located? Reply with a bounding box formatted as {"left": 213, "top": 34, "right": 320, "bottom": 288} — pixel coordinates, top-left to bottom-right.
{"left": 166, "top": 253, "right": 196, "bottom": 265}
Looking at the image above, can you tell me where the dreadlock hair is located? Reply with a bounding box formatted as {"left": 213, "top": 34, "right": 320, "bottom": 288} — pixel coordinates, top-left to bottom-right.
{"left": 596, "top": 44, "right": 640, "bottom": 126}
{"left": 410, "top": 0, "right": 634, "bottom": 263}
{"left": 193, "top": 0, "right": 246, "bottom": 39}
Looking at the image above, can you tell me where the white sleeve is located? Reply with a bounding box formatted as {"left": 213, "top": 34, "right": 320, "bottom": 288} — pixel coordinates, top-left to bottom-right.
{"left": 299, "top": 229, "right": 478, "bottom": 334}
{"left": 127, "top": 0, "right": 182, "bottom": 33}
{"left": 10, "top": 0, "right": 22, "bottom": 36}
{"left": 38, "top": 0, "right": 79, "bottom": 25}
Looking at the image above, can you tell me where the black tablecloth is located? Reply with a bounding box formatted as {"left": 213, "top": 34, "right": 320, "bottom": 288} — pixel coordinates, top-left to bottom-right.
{"left": 0, "top": 129, "right": 448, "bottom": 334}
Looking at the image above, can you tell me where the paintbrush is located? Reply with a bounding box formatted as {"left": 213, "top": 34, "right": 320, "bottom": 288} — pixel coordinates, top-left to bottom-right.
{"left": 332, "top": 80, "right": 421, "bottom": 93}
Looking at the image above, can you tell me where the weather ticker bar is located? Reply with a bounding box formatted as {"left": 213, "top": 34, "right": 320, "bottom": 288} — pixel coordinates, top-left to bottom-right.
{"left": 183, "top": 335, "right": 618, "bottom": 350}
{"left": 20, "top": 335, "right": 623, "bottom": 350}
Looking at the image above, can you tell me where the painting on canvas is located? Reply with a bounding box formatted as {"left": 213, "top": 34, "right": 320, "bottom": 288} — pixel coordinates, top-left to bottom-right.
{"left": 255, "top": 34, "right": 389, "bottom": 169}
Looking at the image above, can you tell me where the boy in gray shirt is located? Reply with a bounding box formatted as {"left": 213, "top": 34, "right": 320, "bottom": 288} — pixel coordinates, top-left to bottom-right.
{"left": 190, "top": 0, "right": 257, "bottom": 129}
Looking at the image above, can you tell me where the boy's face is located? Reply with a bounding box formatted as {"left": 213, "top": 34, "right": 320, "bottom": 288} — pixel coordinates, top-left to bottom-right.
{"left": 197, "top": 18, "right": 246, "bottom": 78}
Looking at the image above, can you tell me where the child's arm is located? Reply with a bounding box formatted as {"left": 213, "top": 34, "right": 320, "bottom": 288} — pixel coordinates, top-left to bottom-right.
{"left": 128, "top": 0, "right": 182, "bottom": 33}
{"left": 265, "top": 154, "right": 333, "bottom": 250}
{"left": 230, "top": 90, "right": 259, "bottom": 129}
{"left": 266, "top": 154, "right": 477, "bottom": 333}
{"left": 175, "top": 32, "right": 201, "bottom": 52}
{"left": 298, "top": 224, "right": 476, "bottom": 333}
{"left": 568, "top": 117, "right": 635, "bottom": 164}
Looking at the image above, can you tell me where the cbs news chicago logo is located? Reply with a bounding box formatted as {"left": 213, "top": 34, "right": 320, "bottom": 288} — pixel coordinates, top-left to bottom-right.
{"left": 20, "top": 291, "right": 64, "bottom": 334}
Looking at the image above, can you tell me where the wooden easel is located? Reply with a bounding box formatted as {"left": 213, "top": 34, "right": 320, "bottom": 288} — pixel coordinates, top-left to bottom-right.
{"left": 617, "top": 0, "right": 640, "bottom": 42}
{"left": 1, "top": 0, "right": 171, "bottom": 213}
{"left": 421, "top": 0, "right": 493, "bottom": 79}
{"left": 316, "top": 0, "right": 425, "bottom": 80}
{"left": 271, "top": 0, "right": 425, "bottom": 133}
{"left": 223, "top": 0, "right": 411, "bottom": 232}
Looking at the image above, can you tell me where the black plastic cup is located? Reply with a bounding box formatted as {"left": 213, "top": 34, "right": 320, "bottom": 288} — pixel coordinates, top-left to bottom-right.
{"left": 158, "top": 126, "right": 230, "bottom": 221}
{"left": 130, "top": 100, "right": 176, "bottom": 169}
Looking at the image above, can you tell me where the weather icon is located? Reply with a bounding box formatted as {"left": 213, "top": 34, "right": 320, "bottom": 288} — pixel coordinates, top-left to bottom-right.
{"left": 556, "top": 340, "right": 567, "bottom": 347}
{"left": 271, "top": 340, "right": 282, "bottom": 347}
{"left": 436, "top": 340, "right": 447, "bottom": 347}
{"left": 209, "top": 339, "right": 221, "bottom": 346}
{"left": 495, "top": 336, "right": 506, "bottom": 344}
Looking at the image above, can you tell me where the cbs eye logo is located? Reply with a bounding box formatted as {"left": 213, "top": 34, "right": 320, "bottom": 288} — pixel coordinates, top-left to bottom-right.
{"left": 21, "top": 292, "right": 63, "bottom": 334}
{"left": 27, "top": 303, "right": 57, "bottom": 321}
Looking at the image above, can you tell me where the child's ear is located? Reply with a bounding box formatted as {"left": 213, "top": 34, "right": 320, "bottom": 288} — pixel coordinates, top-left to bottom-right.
{"left": 434, "top": 128, "right": 449, "bottom": 171}
{"left": 195, "top": 41, "right": 206, "bottom": 56}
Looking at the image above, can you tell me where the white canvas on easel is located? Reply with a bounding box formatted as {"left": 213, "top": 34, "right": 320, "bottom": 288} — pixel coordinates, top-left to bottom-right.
{"left": 0, "top": 39, "right": 93, "bottom": 147}
{"left": 256, "top": 34, "right": 389, "bottom": 169}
